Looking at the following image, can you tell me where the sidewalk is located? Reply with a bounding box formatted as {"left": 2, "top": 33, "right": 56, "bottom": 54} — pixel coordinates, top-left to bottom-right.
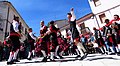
{"left": 0, "top": 54, "right": 120, "bottom": 66}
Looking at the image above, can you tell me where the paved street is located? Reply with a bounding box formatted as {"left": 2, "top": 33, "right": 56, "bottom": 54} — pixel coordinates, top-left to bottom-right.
{"left": 0, "top": 54, "right": 120, "bottom": 66}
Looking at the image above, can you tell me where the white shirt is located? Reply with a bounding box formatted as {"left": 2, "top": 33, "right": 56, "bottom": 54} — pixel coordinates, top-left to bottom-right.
{"left": 116, "top": 20, "right": 120, "bottom": 24}
{"left": 40, "top": 25, "right": 46, "bottom": 30}
{"left": 70, "top": 11, "right": 80, "bottom": 34}
{"left": 29, "top": 32, "right": 36, "bottom": 41}
{"left": 46, "top": 28, "right": 51, "bottom": 34}
{"left": 12, "top": 20, "right": 19, "bottom": 32}
{"left": 70, "top": 11, "right": 76, "bottom": 21}
{"left": 76, "top": 25, "right": 81, "bottom": 34}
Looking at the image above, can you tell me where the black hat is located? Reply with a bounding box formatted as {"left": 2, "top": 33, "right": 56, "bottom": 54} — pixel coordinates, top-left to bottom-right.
{"left": 49, "top": 21, "right": 54, "bottom": 24}
{"left": 105, "top": 19, "right": 109, "bottom": 23}
{"left": 67, "top": 13, "right": 72, "bottom": 15}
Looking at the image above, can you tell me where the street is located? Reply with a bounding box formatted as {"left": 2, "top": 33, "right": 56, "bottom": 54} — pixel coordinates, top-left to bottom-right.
{"left": 0, "top": 54, "right": 120, "bottom": 66}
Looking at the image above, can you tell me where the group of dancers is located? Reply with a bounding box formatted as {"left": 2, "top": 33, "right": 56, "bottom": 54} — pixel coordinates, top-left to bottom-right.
{"left": 93, "top": 15, "right": 120, "bottom": 55}
{"left": 6, "top": 7, "right": 120, "bottom": 65}
{"left": 37, "top": 8, "right": 88, "bottom": 62}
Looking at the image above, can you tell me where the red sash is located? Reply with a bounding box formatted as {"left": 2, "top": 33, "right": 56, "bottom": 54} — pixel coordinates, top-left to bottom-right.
{"left": 109, "top": 36, "right": 113, "bottom": 43}
{"left": 10, "top": 32, "right": 20, "bottom": 37}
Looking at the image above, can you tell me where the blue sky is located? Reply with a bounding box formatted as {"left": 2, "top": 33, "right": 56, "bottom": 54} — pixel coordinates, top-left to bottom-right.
{"left": 8, "top": 0, "right": 91, "bottom": 36}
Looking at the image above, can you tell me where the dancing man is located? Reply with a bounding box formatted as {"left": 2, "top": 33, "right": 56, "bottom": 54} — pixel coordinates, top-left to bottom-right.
{"left": 67, "top": 8, "right": 87, "bottom": 60}
{"left": 27, "top": 28, "right": 36, "bottom": 60}
{"left": 7, "top": 16, "right": 22, "bottom": 64}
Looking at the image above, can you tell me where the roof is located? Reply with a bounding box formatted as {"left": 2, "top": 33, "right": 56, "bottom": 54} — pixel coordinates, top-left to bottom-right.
{"left": 55, "top": 19, "right": 67, "bottom": 22}
{"left": 76, "top": 13, "right": 93, "bottom": 24}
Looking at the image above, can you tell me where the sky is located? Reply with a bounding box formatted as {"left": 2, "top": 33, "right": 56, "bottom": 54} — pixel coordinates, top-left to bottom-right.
{"left": 8, "top": 0, "right": 92, "bottom": 36}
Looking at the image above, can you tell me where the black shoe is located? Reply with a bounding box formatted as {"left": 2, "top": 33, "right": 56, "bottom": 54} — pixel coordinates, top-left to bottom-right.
{"left": 79, "top": 56, "right": 84, "bottom": 60}
{"left": 117, "top": 52, "right": 120, "bottom": 56}
{"left": 50, "top": 59, "right": 55, "bottom": 62}
{"left": 59, "top": 56, "right": 64, "bottom": 59}
{"left": 105, "top": 52, "right": 108, "bottom": 55}
{"left": 13, "top": 59, "right": 20, "bottom": 62}
{"left": 54, "top": 56, "right": 59, "bottom": 59}
{"left": 76, "top": 55, "right": 81, "bottom": 58}
{"left": 101, "top": 53, "right": 105, "bottom": 55}
{"left": 27, "top": 58, "right": 32, "bottom": 60}
{"left": 109, "top": 53, "right": 116, "bottom": 55}
{"left": 84, "top": 54, "right": 88, "bottom": 59}
{"left": 7, "top": 61, "right": 15, "bottom": 65}
{"left": 80, "top": 54, "right": 87, "bottom": 61}
{"left": 41, "top": 57, "right": 47, "bottom": 62}
{"left": 47, "top": 56, "right": 50, "bottom": 59}
{"left": 85, "top": 53, "right": 88, "bottom": 57}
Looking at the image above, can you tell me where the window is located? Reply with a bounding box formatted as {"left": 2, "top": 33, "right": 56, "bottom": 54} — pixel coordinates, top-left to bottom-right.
{"left": 25, "top": 28, "right": 27, "bottom": 35}
{"left": 0, "top": 21, "right": 3, "bottom": 31}
{"left": 79, "top": 23, "right": 86, "bottom": 34}
{"left": 93, "top": 0, "right": 101, "bottom": 7}
{"left": 80, "top": 23, "right": 85, "bottom": 30}
{"left": 99, "top": 13, "right": 106, "bottom": 23}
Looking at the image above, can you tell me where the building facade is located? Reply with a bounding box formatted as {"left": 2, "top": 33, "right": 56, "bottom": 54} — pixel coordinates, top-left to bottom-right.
{"left": 54, "top": 19, "right": 69, "bottom": 38}
{"left": 76, "top": 13, "right": 98, "bottom": 35}
{"left": 88, "top": 0, "right": 120, "bottom": 28}
{"left": 0, "top": 1, "right": 29, "bottom": 42}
